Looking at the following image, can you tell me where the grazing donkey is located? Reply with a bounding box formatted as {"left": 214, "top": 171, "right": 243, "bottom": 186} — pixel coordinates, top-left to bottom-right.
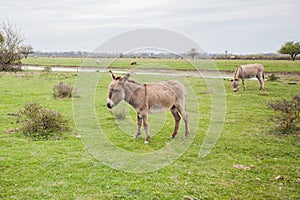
{"left": 231, "top": 63, "right": 264, "bottom": 92}
{"left": 107, "top": 71, "right": 189, "bottom": 144}
{"left": 130, "top": 61, "right": 137, "bottom": 65}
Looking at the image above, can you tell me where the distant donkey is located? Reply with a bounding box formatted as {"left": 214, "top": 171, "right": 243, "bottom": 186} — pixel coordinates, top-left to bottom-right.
{"left": 231, "top": 63, "right": 264, "bottom": 92}
{"left": 130, "top": 61, "right": 137, "bottom": 65}
{"left": 107, "top": 71, "right": 189, "bottom": 144}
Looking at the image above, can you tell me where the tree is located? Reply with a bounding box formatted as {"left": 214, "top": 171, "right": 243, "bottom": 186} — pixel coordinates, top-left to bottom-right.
{"left": 0, "top": 33, "right": 4, "bottom": 43}
{"left": 20, "top": 45, "right": 34, "bottom": 59}
{"left": 224, "top": 50, "right": 228, "bottom": 58}
{"left": 187, "top": 48, "right": 199, "bottom": 60}
{"left": 0, "top": 20, "right": 33, "bottom": 71}
{"left": 278, "top": 41, "right": 300, "bottom": 61}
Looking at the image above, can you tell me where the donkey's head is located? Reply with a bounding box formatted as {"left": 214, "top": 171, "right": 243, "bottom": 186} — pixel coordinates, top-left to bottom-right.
{"left": 107, "top": 70, "right": 130, "bottom": 109}
{"left": 231, "top": 79, "right": 239, "bottom": 92}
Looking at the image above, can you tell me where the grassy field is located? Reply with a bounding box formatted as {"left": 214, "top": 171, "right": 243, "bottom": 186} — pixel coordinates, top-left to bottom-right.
{"left": 0, "top": 65, "right": 300, "bottom": 199}
{"left": 22, "top": 57, "right": 300, "bottom": 72}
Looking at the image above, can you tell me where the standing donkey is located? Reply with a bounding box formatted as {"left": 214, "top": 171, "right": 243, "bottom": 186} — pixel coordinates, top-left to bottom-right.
{"left": 231, "top": 63, "right": 264, "bottom": 92}
{"left": 107, "top": 71, "right": 189, "bottom": 144}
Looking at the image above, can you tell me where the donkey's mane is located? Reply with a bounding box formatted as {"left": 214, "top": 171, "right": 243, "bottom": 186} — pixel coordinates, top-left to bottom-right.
{"left": 234, "top": 66, "right": 242, "bottom": 79}
{"left": 126, "top": 79, "right": 141, "bottom": 85}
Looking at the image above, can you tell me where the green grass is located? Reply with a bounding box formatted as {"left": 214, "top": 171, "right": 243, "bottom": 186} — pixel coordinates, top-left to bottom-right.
{"left": 22, "top": 57, "right": 84, "bottom": 67}
{"left": 0, "top": 70, "right": 299, "bottom": 199}
{"left": 22, "top": 57, "right": 300, "bottom": 72}
{"left": 213, "top": 59, "right": 300, "bottom": 72}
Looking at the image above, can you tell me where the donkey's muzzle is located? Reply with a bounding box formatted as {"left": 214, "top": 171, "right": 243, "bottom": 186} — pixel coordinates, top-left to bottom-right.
{"left": 107, "top": 98, "right": 114, "bottom": 109}
{"left": 107, "top": 103, "right": 113, "bottom": 109}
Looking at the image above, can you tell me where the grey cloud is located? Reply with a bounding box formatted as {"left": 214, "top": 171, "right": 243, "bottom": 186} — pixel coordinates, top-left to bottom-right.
{"left": 0, "top": 0, "right": 299, "bottom": 53}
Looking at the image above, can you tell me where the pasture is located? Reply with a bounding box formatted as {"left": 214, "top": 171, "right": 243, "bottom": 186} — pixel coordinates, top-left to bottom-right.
{"left": 22, "top": 57, "right": 300, "bottom": 72}
{"left": 0, "top": 59, "right": 300, "bottom": 199}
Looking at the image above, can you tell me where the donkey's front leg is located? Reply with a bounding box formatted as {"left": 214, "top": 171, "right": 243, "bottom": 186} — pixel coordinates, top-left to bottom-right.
{"left": 142, "top": 114, "right": 150, "bottom": 144}
{"left": 134, "top": 114, "right": 142, "bottom": 138}
{"left": 242, "top": 78, "right": 246, "bottom": 91}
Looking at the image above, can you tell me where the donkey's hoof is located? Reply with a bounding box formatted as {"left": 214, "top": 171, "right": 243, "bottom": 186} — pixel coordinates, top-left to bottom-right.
{"left": 144, "top": 140, "right": 149, "bottom": 144}
{"left": 133, "top": 134, "right": 141, "bottom": 139}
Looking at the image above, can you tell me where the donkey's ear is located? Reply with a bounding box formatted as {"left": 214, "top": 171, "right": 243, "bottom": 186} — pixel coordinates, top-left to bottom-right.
{"left": 109, "top": 70, "right": 121, "bottom": 80}
{"left": 109, "top": 70, "right": 116, "bottom": 80}
{"left": 120, "top": 73, "right": 130, "bottom": 82}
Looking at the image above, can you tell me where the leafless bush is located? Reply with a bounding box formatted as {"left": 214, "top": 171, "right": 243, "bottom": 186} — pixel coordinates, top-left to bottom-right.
{"left": 43, "top": 66, "right": 52, "bottom": 73}
{"left": 268, "top": 74, "right": 280, "bottom": 81}
{"left": 112, "top": 107, "right": 127, "bottom": 120}
{"left": 17, "top": 102, "right": 70, "bottom": 140}
{"left": 53, "top": 82, "right": 74, "bottom": 98}
{"left": 268, "top": 92, "right": 300, "bottom": 134}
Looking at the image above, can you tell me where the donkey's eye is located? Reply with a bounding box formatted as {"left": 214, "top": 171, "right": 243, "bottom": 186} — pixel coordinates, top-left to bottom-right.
{"left": 113, "top": 89, "right": 120, "bottom": 93}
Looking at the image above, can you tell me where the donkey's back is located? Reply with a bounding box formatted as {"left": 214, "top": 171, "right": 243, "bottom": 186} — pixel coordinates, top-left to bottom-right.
{"left": 145, "top": 80, "right": 186, "bottom": 114}
{"left": 239, "top": 63, "right": 264, "bottom": 78}
{"left": 161, "top": 80, "right": 186, "bottom": 98}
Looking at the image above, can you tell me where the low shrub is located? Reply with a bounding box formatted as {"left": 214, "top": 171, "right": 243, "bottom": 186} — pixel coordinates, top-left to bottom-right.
{"left": 53, "top": 81, "right": 74, "bottom": 98}
{"left": 43, "top": 66, "right": 52, "bottom": 72}
{"left": 0, "top": 65, "right": 22, "bottom": 72}
{"left": 111, "top": 107, "right": 127, "bottom": 120}
{"left": 268, "top": 73, "right": 280, "bottom": 81}
{"left": 268, "top": 92, "right": 300, "bottom": 134}
{"left": 17, "top": 101, "right": 70, "bottom": 140}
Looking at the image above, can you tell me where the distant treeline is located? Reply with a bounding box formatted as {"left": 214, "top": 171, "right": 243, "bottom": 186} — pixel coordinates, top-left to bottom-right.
{"left": 31, "top": 51, "right": 297, "bottom": 60}
{"left": 211, "top": 54, "right": 297, "bottom": 60}
{"left": 33, "top": 51, "right": 90, "bottom": 58}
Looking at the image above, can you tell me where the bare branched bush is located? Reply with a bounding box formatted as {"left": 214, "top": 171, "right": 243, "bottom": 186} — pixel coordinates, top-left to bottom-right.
{"left": 17, "top": 102, "right": 70, "bottom": 140}
{"left": 268, "top": 74, "right": 280, "bottom": 81}
{"left": 111, "top": 107, "right": 127, "bottom": 120}
{"left": 53, "top": 82, "right": 74, "bottom": 98}
{"left": 268, "top": 92, "right": 300, "bottom": 134}
{"left": 43, "top": 66, "right": 52, "bottom": 73}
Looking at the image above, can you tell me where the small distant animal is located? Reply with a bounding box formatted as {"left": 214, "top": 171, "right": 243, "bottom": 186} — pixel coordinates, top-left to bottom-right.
{"left": 107, "top": 70, "right": 189, "bottom": 144}
{"left": 130, "top": 61, "right": 137, "bottom": 65}
{"left": 231, "top": 63, "right": 264, "bottom": 92}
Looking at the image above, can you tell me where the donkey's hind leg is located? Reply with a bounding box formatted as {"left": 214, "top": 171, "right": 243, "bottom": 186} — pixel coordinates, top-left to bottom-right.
{"left": 257, "top": 74, "right": 264, "bottom": 90}
{"left": 170, "top": 107, "right": 181, "bottom": 139}
{"left": 134, "top": 115, "right": 142, "bottom": 138}
{"left": 177, "top": 104, "right": 189, "bottom": 138}
{"left": 142, "top": 114, "right": 150, "bottom": 144}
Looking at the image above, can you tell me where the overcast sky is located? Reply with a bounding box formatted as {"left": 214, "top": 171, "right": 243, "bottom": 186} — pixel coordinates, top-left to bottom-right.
{"left": 1, "top": 0, "right": 299, "bottom": 54}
